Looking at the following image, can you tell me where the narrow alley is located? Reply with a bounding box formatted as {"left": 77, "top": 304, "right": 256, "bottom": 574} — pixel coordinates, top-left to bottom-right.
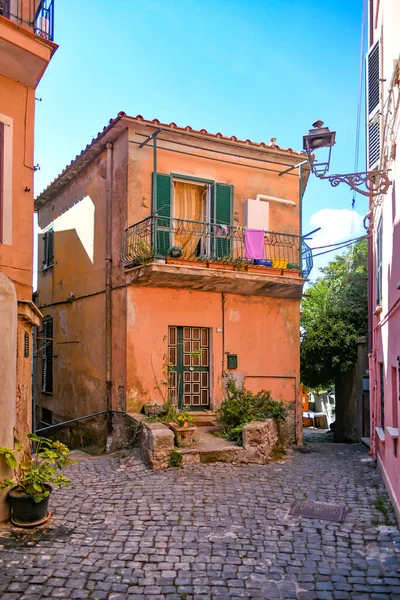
{"left": 0, "top": 439, "right": 399, "bottom": 600}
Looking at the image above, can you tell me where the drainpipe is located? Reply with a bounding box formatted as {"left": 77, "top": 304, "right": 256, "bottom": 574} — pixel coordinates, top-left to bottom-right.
{"left": 105, "top": 143, "right": 114, "bottom": 425}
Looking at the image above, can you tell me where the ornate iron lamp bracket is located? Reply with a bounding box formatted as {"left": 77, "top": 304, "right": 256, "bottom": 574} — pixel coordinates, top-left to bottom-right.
{"left": 325, "top": 170, "right": 392, "bottom": 198}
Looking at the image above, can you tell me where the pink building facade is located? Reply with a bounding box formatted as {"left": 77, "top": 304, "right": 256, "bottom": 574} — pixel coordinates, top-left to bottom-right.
{"left": 368, "top": 0, "right": 400, "bottom": 522}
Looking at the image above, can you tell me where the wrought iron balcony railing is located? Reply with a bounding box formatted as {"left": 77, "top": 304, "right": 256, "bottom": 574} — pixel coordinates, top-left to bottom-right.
{"left": 0, "top": 0, "right": 54, "bottom": 41}
{"left": 121, "top": 216, "right": 313, "bottom": 278}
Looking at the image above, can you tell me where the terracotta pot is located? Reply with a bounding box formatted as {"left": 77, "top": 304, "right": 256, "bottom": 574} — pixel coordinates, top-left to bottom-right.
{"left": 169, "top": 423, "right": 197, "bottom": 447}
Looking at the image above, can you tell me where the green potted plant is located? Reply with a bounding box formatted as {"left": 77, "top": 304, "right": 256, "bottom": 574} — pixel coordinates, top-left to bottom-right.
{"left": 0, "top": 433, "right": 74, "bottom": 527}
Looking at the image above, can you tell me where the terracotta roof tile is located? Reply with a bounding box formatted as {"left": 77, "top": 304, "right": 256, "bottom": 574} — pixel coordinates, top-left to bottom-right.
{"left": 36, "top": 111, "right": 305, "bottom": 202}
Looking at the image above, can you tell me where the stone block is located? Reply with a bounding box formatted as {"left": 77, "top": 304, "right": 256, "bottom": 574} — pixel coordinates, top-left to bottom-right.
{"left": 242, "top": 419, "right": 279, "bottom": 464}
{"left": 140, "top": 422, "right": 174, "bottom": 470}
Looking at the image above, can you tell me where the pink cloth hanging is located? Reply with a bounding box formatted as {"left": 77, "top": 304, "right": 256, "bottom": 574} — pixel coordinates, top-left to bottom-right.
{"left": 244, "top": 229, "right": 265, "bottom": 259}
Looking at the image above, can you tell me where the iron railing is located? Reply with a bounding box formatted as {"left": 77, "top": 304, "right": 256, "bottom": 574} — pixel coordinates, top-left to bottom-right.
{"left": 0, "top": 0, "right": 54, "bottom": 41}
{"left": 121, "top": 216, "right": 313, "bottom": 278}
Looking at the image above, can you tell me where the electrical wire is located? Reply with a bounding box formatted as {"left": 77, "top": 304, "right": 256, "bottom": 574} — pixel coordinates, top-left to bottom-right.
{"left": 312, "top": 236, "right": 367, "bottom": 258}
{"left": 310, "top": 235, "right": 366, "bottom": 251}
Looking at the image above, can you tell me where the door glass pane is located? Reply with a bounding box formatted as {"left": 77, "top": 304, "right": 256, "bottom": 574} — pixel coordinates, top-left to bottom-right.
{"left": 183, "top": 341, "right": 191, "bottom": 353}
{"left": 201, "top": 328, "right": 208, "bottom": 347}
{"left": 183, "top": 353, "right": 191, "bottom": 366}
{"left": 192, "top": 353, "right": 200, "bottom": 367}
{"left": 193, "top": 372, "right": 200, "bottom": 382}
{"left": 169, "top": 347, "right": 177, "bottom": 366}
{"left": 192, "top": 341, "right": 200, "bottom": 352}
{"left": 183, "top": 327, "right": 191, "bottom": 339}
{"left": 169, "top": 371, "right": 177, "bottom": 388}
{"left": 192, "top": 383, "right": 200, "bottom": 394}
{"left": 201, "top": 390, "right": 208, "bottom": 405}
{"left": 193, "top": 395, "right": 200, "bottom": 405}
{"left": 169, "top": 326, "right": 177, "bottom": 345}
{"left": 184, "top": 395, "right": 191, "bottom": 406}
{"left": 192, "top": 328, "right": 200, "bottom": 340}
{"left": 201, "top": 348, "right": 208, "bottom": 367}
{"left": 184, "top": 383, "right": 191, "bottom": 394}
{"left": 184, "top": 371, "right": 191, "bottom": 382}
{"left": 201, "top": 372, "right": 208, "bottom": 388}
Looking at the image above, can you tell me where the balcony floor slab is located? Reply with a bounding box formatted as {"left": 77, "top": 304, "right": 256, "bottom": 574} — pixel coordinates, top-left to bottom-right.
{"left": 124, "top": 262, "right": 305, "bottom": 299}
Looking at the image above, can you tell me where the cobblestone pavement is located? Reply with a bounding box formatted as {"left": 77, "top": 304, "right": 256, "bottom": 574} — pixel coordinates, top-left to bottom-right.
{"left": 0, "top": 442, "right": 399, "bottom": 600}
{"left": 303, "top": 429, "right": 334, "bottom": 444}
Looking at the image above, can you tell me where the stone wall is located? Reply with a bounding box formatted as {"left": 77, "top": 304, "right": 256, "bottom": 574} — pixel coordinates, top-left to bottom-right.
{"left": 242, "top": 419, "right": 280, "bottom": 464}
{"left": 139, "top": 421, "right": 174, "bottom": 470}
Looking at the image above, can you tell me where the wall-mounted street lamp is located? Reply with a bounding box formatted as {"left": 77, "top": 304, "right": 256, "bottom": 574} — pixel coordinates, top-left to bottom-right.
{"left": 303, "top": 120, "right": 391, "bottom": 198}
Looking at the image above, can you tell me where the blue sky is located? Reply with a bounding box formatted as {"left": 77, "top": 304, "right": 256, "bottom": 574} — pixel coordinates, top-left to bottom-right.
{"left": 34, "top": 0, "right": 367, "bottom": 278}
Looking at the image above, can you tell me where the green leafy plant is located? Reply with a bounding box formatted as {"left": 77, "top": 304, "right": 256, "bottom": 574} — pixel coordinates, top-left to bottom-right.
{"left": 216, "top": 377, "right": 288, "bottom": 445}
{"left": 0, "top": 433, "right": 74, "bottom": 503}
{"left": 169, "top": 448, "right": 183, "bottom": 467}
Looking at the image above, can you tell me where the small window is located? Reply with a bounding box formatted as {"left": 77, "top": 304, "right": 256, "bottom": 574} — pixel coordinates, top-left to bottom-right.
{"left": 376, "top": 218, "right": 383, "bottom": 305}
{"left": 41, "top": 317, "right": 53, "bottom": 394}
{"left": 24, "top": 331, "right": 29, "bottom": 358}
{"left": 43, "top": 229, "right": 54, "bottom": 269}
{"left": 41, "top": 407, "right": 53, "bottom": 426}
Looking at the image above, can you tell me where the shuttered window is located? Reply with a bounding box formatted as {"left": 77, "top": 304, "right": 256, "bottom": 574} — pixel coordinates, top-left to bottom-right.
{"left": 211, "top": 182, "right": 233, "bottom": 258}
{"left": 43, "top": 228, "right": 54, "bottom": 268}
{"left": 366, "top": 41, "right": 381, "bottom": 169}
{"left": 41, "top": 317, "right": 53, "bottom": 394}
{"left": 153, "top": 173, "right": 172, "bottom": 257}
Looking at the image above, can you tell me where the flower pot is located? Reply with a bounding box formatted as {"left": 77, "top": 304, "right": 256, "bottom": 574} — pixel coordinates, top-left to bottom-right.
{"left": 169, "top": 423, "right": 197, "bottom": 448}
{"left": 8, "top": 485, "right": 52, "bottom": 527}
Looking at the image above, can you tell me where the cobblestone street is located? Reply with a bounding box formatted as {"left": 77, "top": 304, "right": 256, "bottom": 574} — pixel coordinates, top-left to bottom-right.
{"left": 1, "top": 440, "right": 399, "bottom": 600}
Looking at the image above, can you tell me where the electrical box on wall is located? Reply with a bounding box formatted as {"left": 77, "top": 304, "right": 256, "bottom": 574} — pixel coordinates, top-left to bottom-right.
{"left": 227, "top": 354, "right": 238, "bottom": 369}
{"left": 243, "top": 199, "right": 269, "bottom": 230}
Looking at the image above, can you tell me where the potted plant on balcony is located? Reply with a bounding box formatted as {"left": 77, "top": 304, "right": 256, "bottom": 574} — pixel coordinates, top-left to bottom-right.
{"left": 0, "top": 433, "right": 73, "bottom": 527}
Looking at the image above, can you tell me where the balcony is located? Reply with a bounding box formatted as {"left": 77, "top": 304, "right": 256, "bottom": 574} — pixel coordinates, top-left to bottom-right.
{"left": 121, "top": 216, "right": 313, "bottom": 299}
{"left": 0, "top": 0, "right": 55, "bottom": 87}
{"left": 0, "top": 0, "right": 54, "bottom": 39}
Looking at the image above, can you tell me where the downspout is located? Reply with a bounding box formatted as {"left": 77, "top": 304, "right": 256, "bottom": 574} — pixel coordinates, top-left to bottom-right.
{"left": 105, "top": 143, "right": 114, "bottom": 426}
{"left": 222, "top": 292, "right": 226, "bottom": 401}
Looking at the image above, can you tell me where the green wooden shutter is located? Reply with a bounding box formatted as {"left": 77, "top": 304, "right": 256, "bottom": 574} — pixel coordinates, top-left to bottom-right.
{"left": 212, "top": 183, "right": 233, "bottom": 259}
{"left": 153, "top": 173, "right": 171, "bottom": 257}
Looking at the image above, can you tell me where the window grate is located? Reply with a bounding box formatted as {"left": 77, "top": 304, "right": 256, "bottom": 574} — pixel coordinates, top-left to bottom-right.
{"left": 24, "top": 331, "right": 29, "bottom": 358}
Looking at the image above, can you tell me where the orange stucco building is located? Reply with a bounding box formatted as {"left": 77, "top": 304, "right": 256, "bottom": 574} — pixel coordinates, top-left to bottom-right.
{"left": 35, "top": 113, "right": 312, "bottom": 445}
{"left": 0, "top": 0, "right": 57, "bottom": 520}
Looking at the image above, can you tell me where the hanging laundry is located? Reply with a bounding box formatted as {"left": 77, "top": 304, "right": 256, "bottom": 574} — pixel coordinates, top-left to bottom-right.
{"left": 216, "top": 224, "right": 228, "bottom": 236}
{"left": 244, "top": 229, "right": 265, "bottom": 260}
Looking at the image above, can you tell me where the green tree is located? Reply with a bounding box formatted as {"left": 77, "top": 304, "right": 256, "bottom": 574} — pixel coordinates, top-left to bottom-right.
{"left": 300, "top": 239, "right": 368, "bottom": 389}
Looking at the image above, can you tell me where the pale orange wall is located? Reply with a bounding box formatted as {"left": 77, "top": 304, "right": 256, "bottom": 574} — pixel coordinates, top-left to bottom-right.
{"left": 36, "top": 132, "right": 129, "bottom": 420}
{"left": 127, "top": 124, "right": 302, "bottom": 235}
{"left": 0, "top": 75, "right": 35, "bottom": 300}
{"left": 39, "top": 295, "right": 106, "bottom": 421}
{"left": 126, "top": 286, "right": 300, "bottom": 413}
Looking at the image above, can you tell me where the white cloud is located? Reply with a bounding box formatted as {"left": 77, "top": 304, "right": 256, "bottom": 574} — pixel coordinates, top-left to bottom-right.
{"left": 307, "top": 208, "right": 363, "bottom": 250}
{"left": 305, "top": 208, "right": 365, "bottom": 281}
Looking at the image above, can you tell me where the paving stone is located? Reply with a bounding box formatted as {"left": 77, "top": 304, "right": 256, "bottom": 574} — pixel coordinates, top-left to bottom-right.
{"left": 0, "top": 441, "right": 399, "bottom": 600}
